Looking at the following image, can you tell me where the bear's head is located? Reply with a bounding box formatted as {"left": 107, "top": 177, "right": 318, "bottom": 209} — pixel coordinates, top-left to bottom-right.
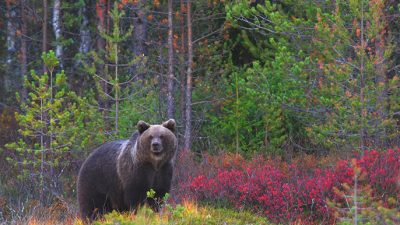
{"left": 135, "top": 119, "right": 177, "bottom": 169}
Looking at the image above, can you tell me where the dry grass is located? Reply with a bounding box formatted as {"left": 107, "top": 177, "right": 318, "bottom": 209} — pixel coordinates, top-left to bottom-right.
{"left": 2, "top": 197, "right": 78, "bottom": 225}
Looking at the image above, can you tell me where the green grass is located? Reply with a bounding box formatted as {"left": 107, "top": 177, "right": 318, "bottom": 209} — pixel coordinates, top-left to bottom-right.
{"left": 92, "top": 201, "right": 271, "bottom": 225}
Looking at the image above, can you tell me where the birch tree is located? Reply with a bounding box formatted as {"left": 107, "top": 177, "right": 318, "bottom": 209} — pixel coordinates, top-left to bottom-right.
{"left": 52, "top": 0, "right": 63, "bottom": 69}
{"left": 5, "top": 0, "right": 18, "bottom": 94}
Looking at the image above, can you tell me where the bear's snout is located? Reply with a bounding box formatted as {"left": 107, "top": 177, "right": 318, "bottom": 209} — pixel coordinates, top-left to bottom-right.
{"left": 151, "top": 138, "right": 163, "bottom": 153}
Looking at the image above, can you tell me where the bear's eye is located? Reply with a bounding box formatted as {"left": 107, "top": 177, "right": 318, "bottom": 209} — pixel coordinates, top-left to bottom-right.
{"left": 149, "top": 134, "right": 153, "bottom": 139}
{"left": 159, "top": 134, "right": 164, "bottom": 139}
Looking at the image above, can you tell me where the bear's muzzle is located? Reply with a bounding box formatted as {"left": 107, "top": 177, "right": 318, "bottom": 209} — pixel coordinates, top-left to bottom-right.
{"left": 151, "top": 138, "right": 163, "bottom": 155}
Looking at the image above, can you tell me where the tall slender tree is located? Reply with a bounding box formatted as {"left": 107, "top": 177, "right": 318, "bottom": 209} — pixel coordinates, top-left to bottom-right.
{"left": 19, "top": 0, "right": 28, "bottom": 100}
{"left": 85, "top": 2, "right": 134, "bottom": 136}
{"left": 132, "top": 0, "right": 148, "bottom": 80}
{"left": 184, "top": 0, "right": 193, "bottom": 151}
{"left": 179, "top": 0, "right": 186, "bottom": 124}
{"left": 167, "top": 0, "right": 175, "bottom": 119}
{"left": 96, "top": 0, "right": 110, "bottom": 113}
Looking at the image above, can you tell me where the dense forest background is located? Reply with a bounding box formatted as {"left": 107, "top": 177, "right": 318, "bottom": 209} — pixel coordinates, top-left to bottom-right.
{"left": 0, "top": 0, "right": 399, "bottom": 223}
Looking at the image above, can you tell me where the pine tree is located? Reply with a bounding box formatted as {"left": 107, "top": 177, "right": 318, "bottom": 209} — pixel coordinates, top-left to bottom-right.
{"left": 84, "top": 2, "right": 141, "bottom": 137}
{"left": 6, "top": 51, "right": 104, "bottom": 204}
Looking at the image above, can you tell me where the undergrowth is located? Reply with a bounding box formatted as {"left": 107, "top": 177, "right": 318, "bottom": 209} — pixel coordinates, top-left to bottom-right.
{"left": 178, "top": 148, "right": 400, "bottom": 224}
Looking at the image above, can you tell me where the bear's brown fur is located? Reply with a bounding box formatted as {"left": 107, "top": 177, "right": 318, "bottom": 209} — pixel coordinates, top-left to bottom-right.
{"left": 77, "top": 119, "right": 177, "bottom": 221}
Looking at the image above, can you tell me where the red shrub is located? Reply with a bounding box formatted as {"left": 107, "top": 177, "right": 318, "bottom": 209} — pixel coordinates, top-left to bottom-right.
{"left": 357, "top": 149, "right": 400, "bottom": 197}
{"left": 180, "top": 148, "right": 400, "bottom": 224}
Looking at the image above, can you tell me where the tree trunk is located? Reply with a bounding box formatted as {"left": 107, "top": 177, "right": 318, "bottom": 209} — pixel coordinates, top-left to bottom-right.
{"left": 5, "top": 0, "right": 18, "bottom": 94}
{"left": 359, "top": 1, "right": 366, "bottom": 151}
{"left": 42, "top": 0, "right": 48, "bottom": 73}
{"left": 20, "top": 0, "right": 28, "bottom": 100}
{"left": 167, "top": 0, "right": 175, "bottom": 119}
{"left": 180, "top": 0, "right": 186, "bottom": 125}
{"left": 96, "top": 0, "right": 110, "bottom": 116}
{"left": 96, "top": 0, "right": 107, "bottom": 50}
{"left": 183, "top": 0, "right": 193, "bottom": 151}
{"left": 52, "top": 0, "right": 63, "bottom": 69}
{"left": 132, "top": 0, "right": 147, "bottom": 80}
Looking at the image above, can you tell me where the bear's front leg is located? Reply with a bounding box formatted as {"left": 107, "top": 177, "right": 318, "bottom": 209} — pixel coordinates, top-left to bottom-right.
{"left": 123, "top": 186, "right": 147, "bottom": 212}
{"left": 147, "top": 166, "right": 173, "bottom": 212}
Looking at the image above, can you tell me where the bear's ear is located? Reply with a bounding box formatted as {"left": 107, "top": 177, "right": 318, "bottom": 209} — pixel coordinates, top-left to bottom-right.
{"left": 137, "top": 120, "right": 150, "bottom": 134}
{"left": 162, "top": 119, "right": 176, "bottom": 132}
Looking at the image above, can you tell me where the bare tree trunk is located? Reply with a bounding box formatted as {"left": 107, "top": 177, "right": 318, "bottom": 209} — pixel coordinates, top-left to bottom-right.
{"left": 180, "top": 0, "right": 186, "bottom": 125}
{"left": 20, "top": 0, "right": 28, "bottom": 100}
{"left": 167, "top": 0, "right": 175, "bottom": 119}
{"left": 134, "top": 0, "right": 147, "bottom": 60}
{"left": 132, "top": 0, "right": 147, "bottom": 80}
{"left": 359, "top": 1, "right": 366, "bottom": 151}
{"left": 183, "top": 0, "right": 193, "bottom": 151}
{"left": 52, "top": 0, "right": 63, "bottom": 69}
{"left": 42, "top": 0, "right": 48, "bottom": 73}
{"left": 5, "top": 0, "right": 18, "bottom": 94}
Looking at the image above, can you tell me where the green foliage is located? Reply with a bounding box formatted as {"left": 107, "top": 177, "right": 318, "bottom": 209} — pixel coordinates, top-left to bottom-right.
{"left": 308, "top": 0, "right": 400, "bottom": 150}
{"left": 62, "top": 0, "right": 85, "bottom": 29}
{"left": 94, "top": 203, "right": 271, "bottom": 225}
{"left": 207, "top": 38, "right": 309, "bottom": 154}
{"left": 146, "top": 189, "right": 156, "bottom": 199}
{"left": 5, "top": 51, "right": 104, "bottom": 202}
{"left": 207, "top": 66, "right": 265, "bottom": 153}
{"left": 206, "top": 0, "right": 399, "bottom": 154}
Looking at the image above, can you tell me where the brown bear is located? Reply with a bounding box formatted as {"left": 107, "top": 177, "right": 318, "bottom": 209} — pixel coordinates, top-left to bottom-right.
{"left": 77, "top": 119, "right": 177, "bottom": 221}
